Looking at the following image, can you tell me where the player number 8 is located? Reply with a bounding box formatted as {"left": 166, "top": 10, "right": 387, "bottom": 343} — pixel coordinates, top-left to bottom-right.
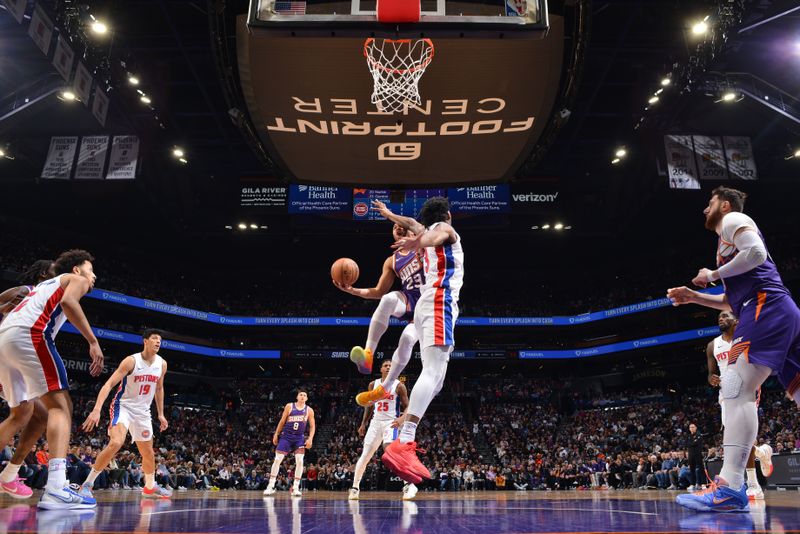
{"left": 293, "top": 422, "right": 299, "bottom": 430}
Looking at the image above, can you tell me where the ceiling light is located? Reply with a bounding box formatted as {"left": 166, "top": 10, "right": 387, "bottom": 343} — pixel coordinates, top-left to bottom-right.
{"left": 795, "top": 149, "right": 800, "bottom": 158}
{"left": 237, "top": 223, "right": 247, "bottom": 230}
{"left": 721, "top": 91, "right": 736, "bottom": 102}
{"left": 172, "top": 148, "right": 184, "bottom": 158}
{"left": 178, "top": 158, "right": 188, "bottom": 164}
{"left": 564, "top": 226, "right": 572, "bottom": 230}
{"left": 612, "top": 158, "right": 620, "bottom": 165}
{"left": 615, "top": 148, "right": 627, "bottom": 158}
{"left": 655, "top": 88, "right": 663, "bottom": 95}
{"left": 91, "top": 21, "right": 108, "bottom": 34}
{"left": 140, "top": 95, "right": 151, "bottom": 104}
{"left": 260, "top": 225, "right": 268, "bottom": 229}
{"left": 530, "top": 226, "right": 539, "bottom": 230}
{"left": 648, "top": 96, "right": 659, "bottom": 104}
{"left": 60, "top": 90, "right": 76, "bottom": 101}
{"left": 0, "top": 149, "right": 4, "bottom": 158}
{"left": 542, "top": 224, "right": 551, "bottom": 230}
{"left": 660, "top": 77, "right": 671, "bottom": 86}
{"left": 554, "top": 223, "right": 564, "bottom": 230}
{"left": 249, "top": 223, "right": 258, "bottom": 229}
{"left": 692, "top": 20, "right": 708, "bottom": 35}
{"left": 225, "top": 225, "right": 233, "bottom": 230}
{"left": 128, "top": 75, "right": 139, "bottom": 86}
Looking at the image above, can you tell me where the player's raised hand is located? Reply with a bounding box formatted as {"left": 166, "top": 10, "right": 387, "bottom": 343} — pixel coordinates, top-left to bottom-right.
{"left": 82, "top": 410, "right": 101, "bottom": 432}
{"left": 88, "top": 341, "right": 104, "bottom": 377}
{"left": 666, "top": 286, "right": 695, "bottom": 306}
{"left": 692, "top": 268, "right": 716, "bottom": 288}
{"left": 371, "top": 199, "right": 393, "bottom": 218}
{"left": 392, "top": 233, "right": 422, "bottom": 254}
{"left": 159, "top": 415, "right": 169, "bottom": 432}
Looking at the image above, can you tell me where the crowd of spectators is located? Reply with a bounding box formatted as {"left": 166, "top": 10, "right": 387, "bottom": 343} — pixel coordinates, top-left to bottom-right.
{"left": 0, "top": 372, "right": 795, "bottom": 494}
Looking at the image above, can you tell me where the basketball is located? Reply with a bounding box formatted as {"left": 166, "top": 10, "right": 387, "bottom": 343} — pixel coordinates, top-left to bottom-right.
{"left": 331, "top": 258, "right": 359, "bottom": 286}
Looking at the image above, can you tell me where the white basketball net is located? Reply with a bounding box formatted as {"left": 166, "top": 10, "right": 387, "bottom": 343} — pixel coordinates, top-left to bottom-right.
{"left": 364, "top": 38, "right": 435, "bottom": 114}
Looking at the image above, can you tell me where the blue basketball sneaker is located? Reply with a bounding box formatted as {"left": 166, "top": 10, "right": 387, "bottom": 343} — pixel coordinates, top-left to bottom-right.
{"left": 676, "top": 478, "right": 749, "bottom": 513}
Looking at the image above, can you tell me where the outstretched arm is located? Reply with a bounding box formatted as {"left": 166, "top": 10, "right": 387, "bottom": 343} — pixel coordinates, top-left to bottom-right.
{"left": 394, "top": 223, "right": 457, "bottom": 253}
{"left": 333, "top": 256, "right": 396, "bottom": 299}
{"left": 0, "top": 286, "right": 30, "bottom": 315}
{"left": 82, "top": 356, "right": 135, "bottom": 431}
{"left": 371, "top": 200, "right": 425, "bottom": 235}
{"left": 666, "top": 287, "right": 731, "bottom": 311}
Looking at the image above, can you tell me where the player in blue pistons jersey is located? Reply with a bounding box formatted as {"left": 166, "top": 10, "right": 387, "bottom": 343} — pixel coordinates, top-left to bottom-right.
{"left": 333, "top": 224, "right": 423, "bottom": 385}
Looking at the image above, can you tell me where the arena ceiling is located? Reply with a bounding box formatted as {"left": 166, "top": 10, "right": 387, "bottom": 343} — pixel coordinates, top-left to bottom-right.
{"left": 0, "top": 0, "right": 799, "bottom": 242}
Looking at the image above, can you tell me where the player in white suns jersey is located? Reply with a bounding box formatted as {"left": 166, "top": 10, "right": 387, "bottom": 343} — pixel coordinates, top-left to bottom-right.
{"left": 349, "top": 360, "right": 416, "bottom": 501}
{"left": 0, "top": 250, "right": 103, "bottom": 510}
{"left": 368, "top": 197, "right": 464, "bottom": 485}
{"left": 704, "top": 311, "right": 771, "bottom": 501}
{"left": 81, "top": 329, "right": 171, "bottom": 499}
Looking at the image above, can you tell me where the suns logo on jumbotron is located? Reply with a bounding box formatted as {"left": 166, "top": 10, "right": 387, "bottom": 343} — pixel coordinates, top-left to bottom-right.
{"left": 353, "top": 202, "right": 369, "bottom": 216}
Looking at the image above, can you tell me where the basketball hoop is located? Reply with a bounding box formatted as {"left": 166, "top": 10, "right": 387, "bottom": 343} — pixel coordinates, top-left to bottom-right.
{"left": 363, "top": 38, "right": 434, "bottom": 114}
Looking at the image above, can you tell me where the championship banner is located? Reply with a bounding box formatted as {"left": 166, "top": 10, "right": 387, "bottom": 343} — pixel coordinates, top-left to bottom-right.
{"left": 41, "top": 136, "right": 78, "bottom": 179}
{"left": 92, "top": 86, "right": 110, "bottom": 127}
{"left": 74, "top": 136, "right": 109, "bottom": 179}
{"left": 2, "top": 0, "right": 27, "bottom": 23}
{"left": 288, "top": 184, "right": 351, "bottom": 213}
{"left": 723, "top": 136, "right": 757, "bottom": 180}
{"left": 73, "top": 62, "right": 93, "bottom": 105}
{"left": 664, "top": 135, "right": 700, "bottom": 190}
{"left": 447, "top": 185, "right": 510, "bottom": 213}
{"left": 106, "top": 136, "right": 139, "bottom": 180}
{"left": 28, "top": 4, "right": 54, "bottom": 56}
{"left": 692, "top": 135, "right": 728, "bottom": 181}
{"left": 52, "top": 36, "right": 75, "bottom": 82}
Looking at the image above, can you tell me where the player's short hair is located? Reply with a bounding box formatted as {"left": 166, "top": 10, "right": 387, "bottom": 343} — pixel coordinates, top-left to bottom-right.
{"left": 142, "top": 328, "right": 162, "bottom": 340}
{"left": 297, "top": 388, "right": 308, "bottom": 395}
{"left": 18, "top": 259, "right": 53, "bottom": 285}
{"left": 417, "top": 197, "right": 451, "bottom": 228}
{"left": 711, "top": 186, "right": 747, "bottom": 212}
{"left": 53, "top": 249, "right": 94, "bottom": 275}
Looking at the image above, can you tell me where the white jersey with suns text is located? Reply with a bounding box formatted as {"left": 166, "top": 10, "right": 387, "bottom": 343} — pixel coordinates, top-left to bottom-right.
{"left": 0, "top": 276, "right": 67, "bottom": 336}
{"left": 111, "top": 353, "right": 164, "bottom": 418}
{"left": 371, "top": 379, "right": 401, "bottom": 422}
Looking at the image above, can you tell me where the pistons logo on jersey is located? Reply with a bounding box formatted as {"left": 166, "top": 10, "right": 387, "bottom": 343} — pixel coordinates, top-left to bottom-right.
{"left": 716, "top": 350, "right": 729, "bottom": 363}
{"left": 142, "top": 429, "right": 151, "bottom": 439}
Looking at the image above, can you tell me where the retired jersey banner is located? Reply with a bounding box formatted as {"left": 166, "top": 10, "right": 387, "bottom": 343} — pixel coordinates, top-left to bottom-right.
{"left": 74, "top": 136, "right": 109, "bottom": 179}
{"left": 92, "top": 86, "right": 110, "bottom": 127}
{"left": 106, "top": 136, "right": 139, "bottom": 180}
{"left": 28, "top": 4, "right": 54, "bottom": 56}
{"left": 723, "top": 136, "right": 757, "bottom": 180}
{"left": 692, "top": 135, "right": 728, "bottom": 181}
{"left": 73, "top": 62, "right": 93, "bottom": 105}
{"left": 664, "top": 135, "right": 700, "bottom": 190}
{"left": 52, "top": 36, "right": 75, "bottom": 82}
{"left": 41, "top": 136, "right": 78, "bottom": 179}
{"left": 3, "top": 0, "right": 28, "bottom": 23}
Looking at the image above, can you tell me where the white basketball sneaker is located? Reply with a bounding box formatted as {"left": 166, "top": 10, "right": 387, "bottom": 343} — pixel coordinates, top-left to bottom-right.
{"left": 263, "top": 486, "right": 276, "bottom": 496}
{"left": 402, "top": 483, "right": 418, "bottom": 500}
{"left": 291, "top": 487, "right": 302, "bottom": 497}
{"left": 747, "top": 485, "right": 765, "bottom": 501}
{"left": 756, "top": 444, "right": 773, "bottom": 477}
{"left": 38, "top": 485, "right": 97, "bottom": 510}
{"left": 348, "top": 488, "right": 360, "bottom": 500}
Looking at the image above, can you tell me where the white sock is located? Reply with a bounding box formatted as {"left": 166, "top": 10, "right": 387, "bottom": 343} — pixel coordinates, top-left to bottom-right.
{"left": 399, "top": 422, "right": 418, "bottom": 444}
{"left": 405, "top": 345, "right": 450, "bottom": 421}
{"left": 85, "top": 469, "right": 101, "bottom": 487}
{"left": 746, "top": 468, "right": 759, "bottom": 488}
{"left": 719, "top": 362, "right": 771, "bottom": 488}
{"left": 381, "top": 323, "right": 418, "bottom": 389}
{"left": 293, "top": 454, "right": 304, "bottom": 486}
{"left": 0, "top": 462, "right": 21, "bottom": 483}
{"left": 145, "top": 473, "right": 155, "bottom": 489}
{"left": 268, "top": 453, "right": 284, "bottom": 488}
{"left": 46, "top": 458, "right": 67, "bottom": 491}
{"left": 366, "top": 292, "right": 405, "bottom": 353}
{"left": 293, "top": 478, "right": 300, "bottom": 490}
{"left": 353, "top": 439, "right": 381, "bottom": 489}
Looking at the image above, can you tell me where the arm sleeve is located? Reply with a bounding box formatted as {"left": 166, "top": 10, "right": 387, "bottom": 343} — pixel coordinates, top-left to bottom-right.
{"left": 713, "top": 228, "right": 767, "bottom": 281}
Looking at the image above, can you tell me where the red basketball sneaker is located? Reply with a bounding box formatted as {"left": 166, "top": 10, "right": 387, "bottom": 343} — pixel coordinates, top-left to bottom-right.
{"left": 382, "top": 440, "right": 431, "bottom": 485}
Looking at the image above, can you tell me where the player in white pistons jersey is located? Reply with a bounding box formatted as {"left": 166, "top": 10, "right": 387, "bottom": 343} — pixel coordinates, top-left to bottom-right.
{"left": 369, "top": 197, "right": 464, "bottom": 485}
{"left": 81, "top": 329, "right": 171, "bottom": 500}
{"left": 704, "top": 311, "right": 771, "bottom": 501}
{"left": 0, "top": 250, "right": 103, "bottom": 510}
{"left": 349, "top": 360, "right": 416, "bottom": 500}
